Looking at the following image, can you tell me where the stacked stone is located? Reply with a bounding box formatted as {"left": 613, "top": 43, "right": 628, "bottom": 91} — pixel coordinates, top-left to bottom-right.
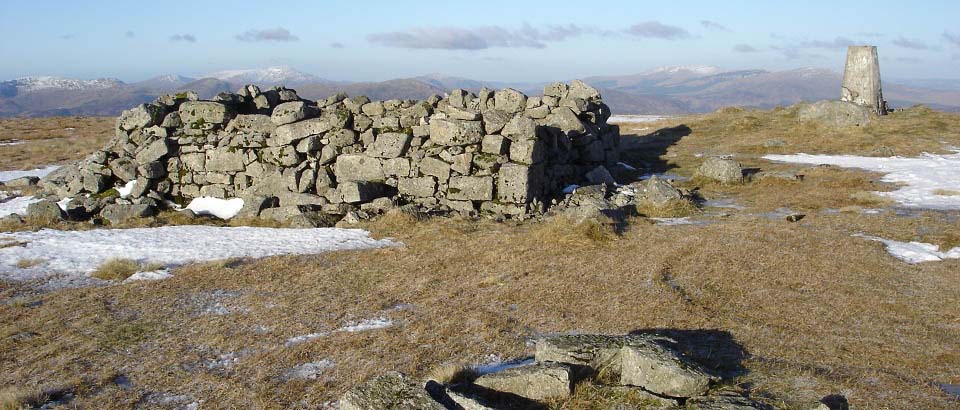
{"left": 39, "top": 80, "right": 620, "bottom": 224}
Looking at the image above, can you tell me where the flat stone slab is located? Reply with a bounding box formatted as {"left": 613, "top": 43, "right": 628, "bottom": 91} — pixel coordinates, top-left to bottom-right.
{"left": 473, "top": 362, "right": 572, "bottom": 401}
{"left": 339, "top": 372, "right": 445, "bottom": 410}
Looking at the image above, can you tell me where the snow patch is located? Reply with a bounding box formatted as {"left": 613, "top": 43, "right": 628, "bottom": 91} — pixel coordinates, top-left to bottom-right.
{"left": 617, "top": 162, "right": 638, "bottom": 171}
{"left": 0, "top": 140, "right": 25, "bottom": 146}
{"left": 124, "top": 269, "right": 173, "bottom": 282}
{"left": 474, "top": 357, "right": 535, "bottom": 375}
{"left": 186, "top": 197, "right": 244, "bottom": 219}
{"left": 608, "top": 115, "right": 672, "bottom": 124}
{"left": 0, "top": 165, "right": 59, "bottom": 182}
{"left": 562, "top": 184, "right": 579, "bottom": 194}
{"left": 854, "top": 234, "right": 960, "bottom": 264}
{"left": 649, "top": 217, "right": 697, "bottom": 225}
{"left": 0, "top": 226, "right": 397, "bottom": 285}
{"left": 284, "top": 317, "right": 395, "bottom": 347}
{"left": 284, "top": 359, "right": 335, "bottom": 380}
{"left": 0, "top": 195, "right": 41, "bottom": 218}
{"left": 56, "top": 197, "right": 72, "bottom": 211}
{"left": 764, "top": 152, "right": 960, "bottom": 209}
{"left": 117, "top": 180, "right": 137, "bottom": 198}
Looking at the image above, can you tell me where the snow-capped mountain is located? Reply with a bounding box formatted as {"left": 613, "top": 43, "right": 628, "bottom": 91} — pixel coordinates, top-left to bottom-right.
{"left": 7, "top": 76, "right": 125, "bottom": 93}
{"left": 201, "top": 66, "right": 327, "bottom": 86}
{"left": 133, "top": 74, "right": 196, "bottom": 90}
{"left": 644, "top": 65, "right": 725, "bottom": 76}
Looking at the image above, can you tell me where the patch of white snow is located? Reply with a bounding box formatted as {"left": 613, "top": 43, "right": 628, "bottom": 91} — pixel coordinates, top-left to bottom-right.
{"left": 186, "top": 197, "right": 244, "bottom": 219}
{"left": 764, "top": 152, "right": 960, "bottom": 209}
{"left": 608, "top": 115, "right": 672, "bottom": 124}
{"left": 0, "top": 195, "right": 41, "bottom": 218}
{"left": 0, "top": 165, "right": 59, "bottom": 182}
{"left": 124, "top": 269, "right": 174, "bottom": 282}
{"left": 854, "top": 234, "right": 960, "bottom": 264}
{"left": 117, "top": 180, "right": 137, "bottom": 198}
{"left": 0, "top": 226, "right": 397, "bottom": 285}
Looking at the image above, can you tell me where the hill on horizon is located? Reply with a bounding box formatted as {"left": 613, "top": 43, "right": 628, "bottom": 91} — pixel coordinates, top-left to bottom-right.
{"left": 2, "top": 65, "right": 959, "bottom": 118}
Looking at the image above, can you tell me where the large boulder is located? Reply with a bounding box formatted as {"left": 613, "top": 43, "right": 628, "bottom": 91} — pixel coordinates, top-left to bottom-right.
{"left": 637, "top": 175, "right": 683, "bottom": 207}
{"left": 799, "top": 100, "right": 872, "bottom": 127}
{"left": 178, "top": 101, "right": 234, "bottom": 127}
{"left": 472, "top": 362, "right": 573, "bottom": 401}
{"left": 271, "top": 101, "right": 312, "bottom": 125}
{"left": 334, "top": 154, "right": 384, "bottom": 182}
{"left": 26, "top": 200, "right": 64, "bottom": 222}
{"left": 535, "top": 333, "right": 717, "bottom": 398}
{"left": 697, "top": 158, "right": 743, "bottom": 184}
{"left": 100, "top": 204, "right": 157, "bottom": 224}
{"left": 429, "top": 119, "right": 484, "bottom": 146}
{"left": 339, "top": 372, "right": 445, "bottom": 410}
{"left": 118, "top": 104, "right": 164, "bottom": 131}
{"left": 271, "top": 118, "right": 334, "bottom": 146}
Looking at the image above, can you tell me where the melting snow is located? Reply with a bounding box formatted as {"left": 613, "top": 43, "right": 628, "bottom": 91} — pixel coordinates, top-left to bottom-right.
{"left": 0, "top": 226, "right": 397, "bottom": 284}
{"left": 124, "top": 269, "right": 174, "bottom": 282}
{"left": 117, "top": 180, "right": 137, "bottom": 197}
{"left": 855, "top": 234, "right": 960, "bottom": 264}
{"left": 0, "top": 165, "right": 59, "bottom": 182}
{"left": 649, "top": 217, "right": 698, "bottom": 225}
{"left": 764, "top": 152, "right": 960, "bottom": 209}
{"left": 0, "top": 140, "right": 25, "bottom": 146}
{"left": 285, "top": 317, "right": 395, "bottom": 347}
{"left": 284, "top": 359, "right": 335, "bottom": 380}
{"left": 186, "top": 197, "right": 245, "bottom": 219}
{"left": 0, "top": 195, "right": 42, "bottom": 218}
{"left": 608, "top": 115, "right": 672, "bottom": 124}
{"left": 474, "top": 357, "right": 536, "bottom": 375}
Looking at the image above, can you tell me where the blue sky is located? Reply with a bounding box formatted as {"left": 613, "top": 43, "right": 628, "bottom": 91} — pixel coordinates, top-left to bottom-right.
{"left": 1, "top": 0, "right": 959, "bottom": 82}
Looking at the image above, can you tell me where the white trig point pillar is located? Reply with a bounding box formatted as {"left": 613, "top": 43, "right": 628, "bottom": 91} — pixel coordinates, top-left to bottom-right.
{"left": 841, "top": 46, "right": 887, "bottom": 115}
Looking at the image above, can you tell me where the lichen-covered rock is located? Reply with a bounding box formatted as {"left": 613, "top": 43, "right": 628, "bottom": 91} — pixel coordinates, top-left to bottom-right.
{"left": 685, "top": 391, "right": 771, "bottom": 409}
{"left": 473, "top": 362, "right": 573, "bottom": 401}
{"left": 619, "top": 338, "right": 717, "bottom": 397}
{"left": 545, "top": 107, "right": 586, "bottom": 136}
{"left": 26, "top": 200, "right": 64, "bottom": 221}
{"left": 447, "top": 176, "right": 494, "bottom": 201}
{"left": 271, "top": 101, "right": 311, "bottom": 125}
{"left": 118, "top": 104, "right": 164, "bottom": 131}
{"left": 697, "top": 157, "right": 743, "bottom": 184}
{"left": 226, "top": 114, "right": 276, "bottom": 135}
{"left": 429, "top": 119, "right": 484, "bottom": 146}
{"left": 339, "top": 372, "right": 445, "bottom": 410}
{"left": 398, "top": 177, "right": 437, "bottom": 198}
{"left": 637, "top": 175, "right": 683, "bottom": 207}
{"left": 494, "top": 88, "right": 528, "bottom": 113}
{"left": 179, "top": 101, "right": 234, "bottom": 127}
{"left": 135, "top": 139, "right": 172, "bottom": 164}
{"left": 799, "top": 100, "right": 872, "bottom": 127}
{"left": 335, "top": 154, "right": 384, "bottom": 182}
{"left": 367, "top": 132, "right": 412, "bottom": 158}
{"left": 100, "top": 204, "right": 157, "bottom": 224}
{"left": 271, "top": 118, "right": 333, "bottom": 146}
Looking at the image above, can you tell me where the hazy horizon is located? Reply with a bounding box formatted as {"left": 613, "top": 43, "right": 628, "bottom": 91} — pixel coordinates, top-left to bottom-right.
{"left": 2, "top": 0, "right": 960, "bottom": 82}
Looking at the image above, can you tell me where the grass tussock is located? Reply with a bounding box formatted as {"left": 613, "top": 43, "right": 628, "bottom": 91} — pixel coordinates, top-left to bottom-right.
{"left": 933, "top": 189, "right": 960, "bottom": 196}
{"left": 15, "top": 259, "right": 43, "bottom": 269}
{"left": 530, "top": 215, "right": 620, "bottom": 245}
{"left": 635, "top": 198, "right": 701, "bottom": 218}
{"left": 426, "top": 363, "right": 478, "bottom": 385}
{"left": 553, "top": 384, "right": 673, "bottom": 410}
{"left": 1, "top": 386, "right": 41, "bottom": 410}
{"left": 89, "top": 258, "right": 164, "bottom": 281}
{"left": 849, "top": 191, "right": 896, "bottom": 208}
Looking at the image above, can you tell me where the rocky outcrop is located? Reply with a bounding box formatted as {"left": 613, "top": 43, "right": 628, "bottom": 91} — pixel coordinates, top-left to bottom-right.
{"left": 340, "top": 332, "right": 772, "bottom": 409}
{"left": 798, "top": 100, "right": 872, "bottom": 127}
{"left": 37, "top": 81, "right": 621, "bottom": 225}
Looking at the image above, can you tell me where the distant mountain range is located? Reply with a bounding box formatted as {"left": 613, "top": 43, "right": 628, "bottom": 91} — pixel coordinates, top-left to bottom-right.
{"left": 2, "top": 65, "right": 959, "bottom": 118}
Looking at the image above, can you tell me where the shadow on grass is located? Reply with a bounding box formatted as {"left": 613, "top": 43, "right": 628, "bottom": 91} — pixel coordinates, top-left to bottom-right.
{"left": 628, "top": 328, "right": 749, "bottom": 379}
{"left": 618, "top": 124, "right": 692, "bottom": 179}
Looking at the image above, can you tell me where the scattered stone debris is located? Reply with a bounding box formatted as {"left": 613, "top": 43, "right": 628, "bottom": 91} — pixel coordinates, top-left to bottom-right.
{"left": 339, "top": 332, "right": 777, "bottom": 409}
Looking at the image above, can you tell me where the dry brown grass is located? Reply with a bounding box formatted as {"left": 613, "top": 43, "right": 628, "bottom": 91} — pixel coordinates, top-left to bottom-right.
{"left": 90, "top": 258, "right": 141, "bottom": 281}
{"left": 933, "top": 189, "right": 960, "bottom": 196}
{"left": 1, "top": 109, "right": 959, "bottom": 409}
{"left": 0, "top": 117, "right": 114, "bottom": 171}
{"left": 14, "top": 259, "right": 42, "bottom": 269}
{"left": 2, "top": 212, "right": 958, "bottom": 409}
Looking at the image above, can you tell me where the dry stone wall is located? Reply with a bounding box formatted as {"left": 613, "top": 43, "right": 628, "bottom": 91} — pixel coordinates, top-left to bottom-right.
{"left": 40, "top": 81, "right": 621, "bottom": 225}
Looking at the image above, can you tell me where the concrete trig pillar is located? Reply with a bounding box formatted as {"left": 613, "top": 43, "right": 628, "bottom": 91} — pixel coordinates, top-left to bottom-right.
{"left": 841, "top": 46, "right": 887, "bottom": 115}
